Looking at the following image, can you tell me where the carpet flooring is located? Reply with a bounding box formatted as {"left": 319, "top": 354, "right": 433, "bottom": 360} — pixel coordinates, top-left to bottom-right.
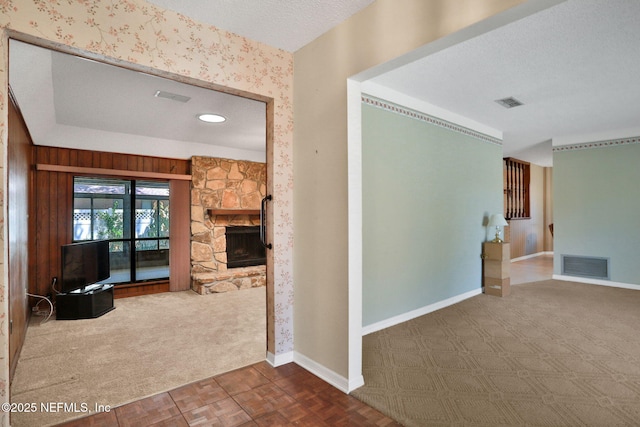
{"left": 11, "top": 287, "right": 266, "bottom": 427}
{"left": 352, "top": 280, "right": 640, "bottom": 426}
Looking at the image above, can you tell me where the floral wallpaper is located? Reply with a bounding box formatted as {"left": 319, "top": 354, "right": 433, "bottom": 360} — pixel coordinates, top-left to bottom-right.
{"left": 0, "top": 0, "right": 294, "bottom": 420}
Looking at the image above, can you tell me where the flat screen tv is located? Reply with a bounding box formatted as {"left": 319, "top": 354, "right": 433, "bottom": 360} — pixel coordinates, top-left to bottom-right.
{"left": 60, "top": 240, "right": 111, "bottom": 293}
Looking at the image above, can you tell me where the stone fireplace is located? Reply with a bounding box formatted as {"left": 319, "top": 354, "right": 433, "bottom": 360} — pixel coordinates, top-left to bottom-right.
{"left": 190, "top": 156, "right": 267, "bottom": 294}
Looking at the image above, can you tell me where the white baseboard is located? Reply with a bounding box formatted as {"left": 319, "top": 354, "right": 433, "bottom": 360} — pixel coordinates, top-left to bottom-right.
{"left": 361, "top": 287, "right": 483, "bottom": 336}
{"left": 266, "top": 351, "right": 294, "bottom": 367}
{"left": 347, "top": 373, "right": 365, "bottom": 392}
{"left": 552, "top": 274, "right": 640, "bottom": 291}
{"left": 511, "top": 251, "right": 553, "bottom": 262}
{"left": 267, "top": 351, "right": 363, "bottom": 393}
{"left": 293, "top": 351, "right": 358, "bottom": 393}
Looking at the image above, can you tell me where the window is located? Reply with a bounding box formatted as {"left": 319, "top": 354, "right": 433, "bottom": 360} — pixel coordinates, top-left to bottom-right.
{"left": 73, "top": 177, "right": 170, "bottom": 284}
{"left": 503, "top": 157, "right": 530, "bottom": 219}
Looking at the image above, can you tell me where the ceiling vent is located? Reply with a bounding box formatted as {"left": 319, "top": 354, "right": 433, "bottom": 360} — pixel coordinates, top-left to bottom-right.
{"left": 495, "top": 97, "right": 523, "bottom": 109}
{"left": 154, "top": 90, "right": 191, "bottom": 103}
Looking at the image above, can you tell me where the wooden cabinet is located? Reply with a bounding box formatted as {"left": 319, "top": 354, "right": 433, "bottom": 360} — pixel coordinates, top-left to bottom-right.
{"left": 483, "top": 242, "right": 510, "bottom": 297}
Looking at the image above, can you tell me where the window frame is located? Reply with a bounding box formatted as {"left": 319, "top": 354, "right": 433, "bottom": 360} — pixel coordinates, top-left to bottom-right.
{"left": 72, "top": 176, "right": 170, "bottom": 284}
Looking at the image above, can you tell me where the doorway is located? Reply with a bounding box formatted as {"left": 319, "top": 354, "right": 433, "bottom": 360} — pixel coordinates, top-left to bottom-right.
{"left": 7, "top": 38, "right": 273, "bottom": 415}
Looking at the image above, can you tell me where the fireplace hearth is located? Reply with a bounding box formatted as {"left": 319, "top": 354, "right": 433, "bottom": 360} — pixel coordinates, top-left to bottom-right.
{"left": 226, "top": 226, "right": 266, "bottom": 268}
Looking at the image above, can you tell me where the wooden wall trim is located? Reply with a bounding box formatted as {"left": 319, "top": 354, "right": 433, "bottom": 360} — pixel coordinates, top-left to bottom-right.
{"left": 114, "top": 282, "right": 170, "bottom": 299}
{"left": 209, "top": 209, "right": 260, "bottom": 216}
{"left": 169, "top": 180, "right": 192, "bottom": 291}
{"left": 36, "top": 164, "right": 191, "bottom": 181}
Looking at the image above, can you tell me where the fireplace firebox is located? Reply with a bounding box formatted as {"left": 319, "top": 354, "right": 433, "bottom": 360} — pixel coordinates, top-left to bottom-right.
{"left": 226, "top": 226, "right": 266, "bottom": 268}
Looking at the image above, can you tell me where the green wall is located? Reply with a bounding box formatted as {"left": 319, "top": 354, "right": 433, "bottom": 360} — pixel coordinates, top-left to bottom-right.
{"left": 362, "top": 102, "right": 503, "bottom": 326}
{"left": 553, "top": 144, "right": 640, "bottom": 284}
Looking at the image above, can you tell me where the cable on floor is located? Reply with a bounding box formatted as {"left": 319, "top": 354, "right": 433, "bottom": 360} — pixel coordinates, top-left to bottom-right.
{"left": 27, "top": 293, "right": 54, "bottom": 324}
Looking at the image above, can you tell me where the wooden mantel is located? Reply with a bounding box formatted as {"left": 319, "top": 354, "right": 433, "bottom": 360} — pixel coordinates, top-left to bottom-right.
{"left": 208, "top": 209, "right": 260, "bottom": 216}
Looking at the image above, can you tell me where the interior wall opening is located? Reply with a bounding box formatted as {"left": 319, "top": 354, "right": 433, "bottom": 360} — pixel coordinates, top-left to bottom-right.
{"left": 7, "top": 37, "right": 272, "bottom": 405}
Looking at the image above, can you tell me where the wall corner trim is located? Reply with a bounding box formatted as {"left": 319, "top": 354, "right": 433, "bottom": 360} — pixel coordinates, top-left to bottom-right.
{"left": 293, "top": 352, "right": 354, "bottom": 394}
{"left": 348, "top": 375, "right": 365, "bottom": 393}
{"left": 266, "top": 351, "right": 294, "bottom": 367}
{"left": 362, "top": 287, "right": 483, "bottom": 336}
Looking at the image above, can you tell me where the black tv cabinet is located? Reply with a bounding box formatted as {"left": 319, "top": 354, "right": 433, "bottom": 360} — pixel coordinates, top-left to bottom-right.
{"left": 56, "top": 284, "right": 115, "bottom": 320}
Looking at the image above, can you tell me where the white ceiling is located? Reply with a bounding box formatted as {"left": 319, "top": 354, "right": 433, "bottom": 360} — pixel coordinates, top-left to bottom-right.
{"left": 146, "top": 0, "right": 376, "bottom": 52}
{"left": 9, "top": 0, "right": 640, "bottom": 167}
{"left": 9, "top": 40, "right": 268, "bottom": 161}
{"left": 51, "top": 54, "right": 266, "bottom": 152}
{"left": 369, "top": 0, "right": 640, "bottom": 166}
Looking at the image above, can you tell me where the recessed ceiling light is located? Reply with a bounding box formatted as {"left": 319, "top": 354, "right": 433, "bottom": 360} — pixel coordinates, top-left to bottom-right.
{"left": 197, "top": 113, "right": 226, "bottom": 123}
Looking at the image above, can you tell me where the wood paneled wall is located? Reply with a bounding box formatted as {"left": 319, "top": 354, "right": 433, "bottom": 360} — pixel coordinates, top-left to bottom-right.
{"left": 35, "top": 147, "right": 190, "bottom": 175}
{"left": 33, "top": 146, "right": 190, "bottom": 297}
{"left": 8, "top": 92, "right": 33, "bottom": 381}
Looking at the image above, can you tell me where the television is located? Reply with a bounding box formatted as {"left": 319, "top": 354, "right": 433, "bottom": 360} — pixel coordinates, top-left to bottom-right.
{"left": 60, "top": 240, "right": 111, "bottom": 293}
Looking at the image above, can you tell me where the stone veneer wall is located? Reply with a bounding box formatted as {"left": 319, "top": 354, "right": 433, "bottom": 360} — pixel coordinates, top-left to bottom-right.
{"left": 191, "top": 156, "right": 267, "bottom": 293}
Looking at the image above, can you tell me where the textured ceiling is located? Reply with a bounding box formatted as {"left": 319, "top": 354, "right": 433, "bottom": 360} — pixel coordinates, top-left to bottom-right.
{"left": 10, "top": 0, "right": 640, "bottom": 167}
{"left": 370, "top": 0, "right": 640, "bottom": 166}
{"left": 146, "top": 0, "right": 376, "bottom": 52}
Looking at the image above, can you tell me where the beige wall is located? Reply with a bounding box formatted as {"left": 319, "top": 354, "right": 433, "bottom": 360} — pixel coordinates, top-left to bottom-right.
{"left": 293, "top": 0, "right": 529, "bottom": 380}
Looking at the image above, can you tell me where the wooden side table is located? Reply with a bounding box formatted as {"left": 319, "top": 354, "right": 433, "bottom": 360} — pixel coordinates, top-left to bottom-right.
{"left": 482, "top": 242, "right": 510, "bottom": 297}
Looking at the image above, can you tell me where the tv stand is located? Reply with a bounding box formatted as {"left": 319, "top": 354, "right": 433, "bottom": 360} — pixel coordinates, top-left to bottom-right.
{"left": 56, "top": 284, "right": 115, "bottom": 320}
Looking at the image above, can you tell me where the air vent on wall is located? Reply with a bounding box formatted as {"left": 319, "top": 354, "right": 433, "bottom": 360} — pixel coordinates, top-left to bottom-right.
{"left": 562, "top": 255, "right": 609, "bottom": 280}
{"left": 495, "top": 97, "right": 523, "bottom": 109}
{"left": 154, "top": 90, "right": 191, "bottom": 103}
